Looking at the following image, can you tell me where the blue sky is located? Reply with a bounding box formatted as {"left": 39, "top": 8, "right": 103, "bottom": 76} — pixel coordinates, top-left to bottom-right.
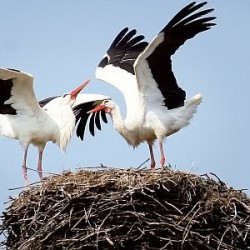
{"left": 0, "top": 0, "right": 249, "bottom": 223}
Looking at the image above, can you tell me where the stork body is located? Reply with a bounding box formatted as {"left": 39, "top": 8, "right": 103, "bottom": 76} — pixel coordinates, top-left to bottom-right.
{"left": 0, "top": 67, "right": 109, "bottom": 183}
{"left": 91, "top": 2, "right": 216, "bottom": 168}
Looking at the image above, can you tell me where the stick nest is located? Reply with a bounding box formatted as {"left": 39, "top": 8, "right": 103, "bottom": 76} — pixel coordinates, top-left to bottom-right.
{"left": 1, "top": 168, "right": 250, "bottom": 250}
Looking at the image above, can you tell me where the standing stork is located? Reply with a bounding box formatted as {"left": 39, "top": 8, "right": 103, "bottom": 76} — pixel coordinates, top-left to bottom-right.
{"left": 0, "top": 67, "right": 109, "bottom": 183}
{"left": 88, "top": 2, "right": 216, "bottom": 169}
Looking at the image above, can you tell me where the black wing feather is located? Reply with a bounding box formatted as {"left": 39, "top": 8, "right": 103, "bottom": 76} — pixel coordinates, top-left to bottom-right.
{"left": 89, "top": 112, "right": 96, "bottom": 136}
{"left": 146, "top": 2, "right": 216, "bottom": 109}
{"left": 98, "top": 27, "right": 148, "bottom": 75}
{"left": 95, "top": 111, "right": 101, "bottom": 131}
{"left": 74, "top": 102, "right": 93, "bottom": 140}
{"left": 74, "top": 101, "right": 108, "bottom": 140}
{"left": 39, "top": 96, "right": 59, "bottom": 108}
{"left": 101, "top": 110, "right": 108, "bottom": 124}
{"left": 0, "top": 79, "right": 17, "bottom": 115}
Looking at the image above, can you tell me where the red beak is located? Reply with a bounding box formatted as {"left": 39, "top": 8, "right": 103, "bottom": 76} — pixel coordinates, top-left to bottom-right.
{"left": 87, "top": 104, "right": 106, "bottom": 114}
{"left": 70, "top": 79, "right": 91, "bottom": 100}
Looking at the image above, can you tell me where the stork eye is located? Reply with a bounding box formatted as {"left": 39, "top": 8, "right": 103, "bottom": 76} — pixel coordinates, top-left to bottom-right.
{"left": 63, "top": 94, "right": 68, "bottom": 98}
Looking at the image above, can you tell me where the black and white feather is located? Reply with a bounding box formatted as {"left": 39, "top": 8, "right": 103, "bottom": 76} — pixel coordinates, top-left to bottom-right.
{"left": 0, "top": 67, "right": 109, "bottom": 182}
{"left": 93, "top": 2, "right": 216, "bottom": 168}
{"left": 39, "top": 94, "right": 109, "bottom": 140}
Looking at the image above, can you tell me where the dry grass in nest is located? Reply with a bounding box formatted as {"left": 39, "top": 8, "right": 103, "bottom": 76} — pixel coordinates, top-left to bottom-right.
{"left": 1, "top": 168, "right": 250, "bottom": 249}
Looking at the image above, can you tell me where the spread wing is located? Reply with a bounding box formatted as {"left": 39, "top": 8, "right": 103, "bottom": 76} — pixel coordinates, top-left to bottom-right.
{"left": 135, "top": 2, "right": 216, "bottom": 109}
{"left": 0, "top": 67, "right": 46, "bottom": 117}
{"left": 73, "top": 94, "right": 110, "bottom": 140}
{"left": 95, "top": 28, "right": 148, "bottom": 95}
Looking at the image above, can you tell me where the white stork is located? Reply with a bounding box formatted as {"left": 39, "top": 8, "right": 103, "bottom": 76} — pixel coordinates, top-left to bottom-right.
{"left": 89, "top": 2, "right": 216, "bottom": 169}
{"left": 0, "top": 67, "right": 109, "bottom": 183}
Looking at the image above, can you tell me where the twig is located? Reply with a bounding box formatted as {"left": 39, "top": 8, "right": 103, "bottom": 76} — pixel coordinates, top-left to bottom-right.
{"left": 137, "top": 158, "right": 150, "bottom": 169}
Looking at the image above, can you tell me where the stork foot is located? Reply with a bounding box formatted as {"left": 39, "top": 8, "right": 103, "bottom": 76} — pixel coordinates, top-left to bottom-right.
{"left": 160, "top": 156, "right": 165, "bottom": 168}
{"left": 150, "top": 160, "right": 156, "bottom": 169}
{"left": 37, "top": 164, "right": 43, "bottom": 180}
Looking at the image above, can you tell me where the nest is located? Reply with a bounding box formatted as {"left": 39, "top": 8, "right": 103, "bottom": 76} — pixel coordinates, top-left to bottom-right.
{"left": 1, "top": 168, "right": 250, "bottom": 250}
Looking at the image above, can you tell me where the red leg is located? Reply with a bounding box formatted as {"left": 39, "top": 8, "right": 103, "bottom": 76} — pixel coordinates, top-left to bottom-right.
{"left": 22, "top": 145, "right": 29, "bottom": 185}
{"left": 37, "top": 147, "right": 44, "bottom": 179}
{"left": 148, "top": 143, "right": 156, "bottom": 169}
{"left": 159, "top": 141, "right": 165, "bottom": 168}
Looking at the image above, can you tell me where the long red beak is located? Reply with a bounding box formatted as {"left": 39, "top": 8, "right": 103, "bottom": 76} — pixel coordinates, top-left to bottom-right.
{"left": 70, "top": 79, "right": 91, "bottom": 100}
{"left": 87, "top": 104, "right": 106, "bottom": 114}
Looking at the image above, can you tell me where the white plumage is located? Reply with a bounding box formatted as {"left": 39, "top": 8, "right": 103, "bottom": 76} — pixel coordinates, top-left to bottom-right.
{"left": 91, "top": 2, "right": 216, "bottom": 168}
{"left": 0, "top": 67, "right": 109, "bottom": 183}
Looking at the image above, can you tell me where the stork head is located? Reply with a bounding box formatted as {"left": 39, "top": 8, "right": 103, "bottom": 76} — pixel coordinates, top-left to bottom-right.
{"left": 88, "top": 100, "right": 115, "bottom": 114}
{"left": 62, "top": 79, "right": 91, "bottom": 106}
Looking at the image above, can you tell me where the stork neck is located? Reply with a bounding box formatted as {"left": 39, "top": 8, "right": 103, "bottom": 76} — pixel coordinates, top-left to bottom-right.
{"left": 109, "top": 103, "right": 141, "bottom": 147}
{"left": 97, "top": 67, "right": 144, "bottom": 123}
{"left": 122, "top": 84, "right": 144, "bottom": 123}
{"left": 109, "top": 104, "right": 126, "bottom": 132}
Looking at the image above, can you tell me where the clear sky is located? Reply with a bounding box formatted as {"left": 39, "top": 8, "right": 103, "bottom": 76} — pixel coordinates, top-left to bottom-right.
{"left": 0, "top": 0, "right": 249, "bottom": 221}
